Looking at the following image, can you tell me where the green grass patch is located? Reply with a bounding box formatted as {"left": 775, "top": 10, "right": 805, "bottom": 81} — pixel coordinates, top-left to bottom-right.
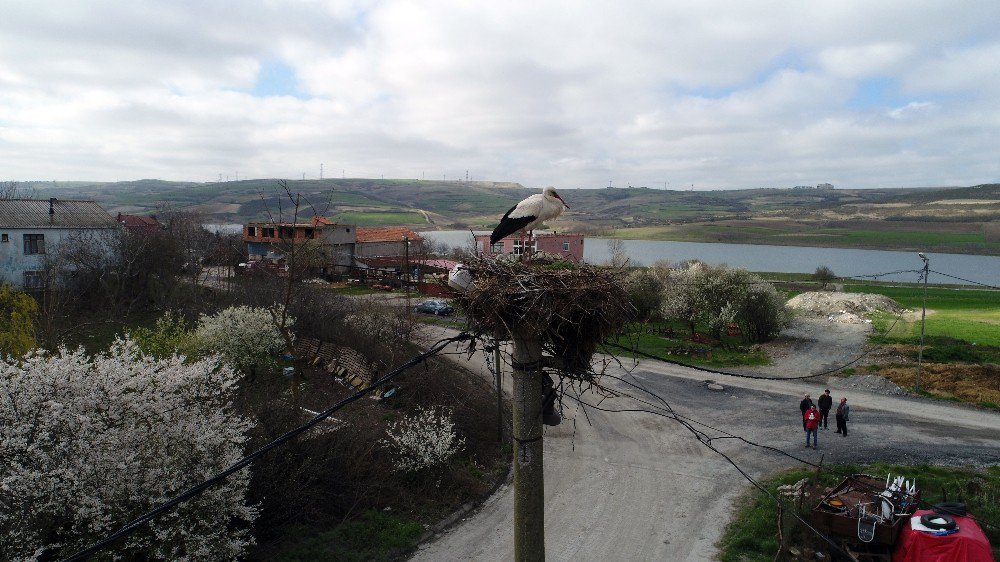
{"left": 413, "top": 315, "right": 467, "bottom": 330}
{"left": 853, "top": 284, "right": 1000, "bottom": 349}
{"left": 719, "top": 464, "right": 1000, "bottom": 562}
{"left": 326, "top": 284, "right": 384, "bottom": 296}
{"left": 56, "top": 310, "right": 163, "bottom": 354}
{"left": 275, "top": 511, "right": 424, "bottom": 562}
{"left": 614, "top": 321, "right": 770, "bottom": 367}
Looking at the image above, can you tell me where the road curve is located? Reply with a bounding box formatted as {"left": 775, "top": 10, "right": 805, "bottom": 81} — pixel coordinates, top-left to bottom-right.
{"left": 411, "top": 326, "right": 1000, "bottom": 562}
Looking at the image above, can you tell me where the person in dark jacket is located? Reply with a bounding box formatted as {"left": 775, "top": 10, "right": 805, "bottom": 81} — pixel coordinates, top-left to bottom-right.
{"left": 817, "top": 389, "right": 833, "bottom": 430}
{"left": 835, "top": 397, "right": 850, "bottom": 436}
{"left": 799, "top": 394, "right": 814, "bottom": 430}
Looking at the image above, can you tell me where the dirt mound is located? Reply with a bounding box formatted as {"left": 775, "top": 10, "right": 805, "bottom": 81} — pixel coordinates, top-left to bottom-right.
{"left": 842, "top": 374, "right": 908, "bottom": 396}
{"left": 787, "top": 291, "right": 904, "bottom": 319}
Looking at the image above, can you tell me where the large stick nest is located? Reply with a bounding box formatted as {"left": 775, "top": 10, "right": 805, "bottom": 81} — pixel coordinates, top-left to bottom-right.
{"left": 457, "top": 255, "right": 633, "bottom": 375}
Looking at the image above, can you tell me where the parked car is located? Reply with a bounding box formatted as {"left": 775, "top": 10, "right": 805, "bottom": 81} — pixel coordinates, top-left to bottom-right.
{"left": 414, "top": 299, "right": 454, "bottom": 316}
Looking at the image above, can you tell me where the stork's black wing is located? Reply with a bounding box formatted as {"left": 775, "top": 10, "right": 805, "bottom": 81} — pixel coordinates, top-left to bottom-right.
{"left": 490, "top": 205, "right": 535, "bottom": 245}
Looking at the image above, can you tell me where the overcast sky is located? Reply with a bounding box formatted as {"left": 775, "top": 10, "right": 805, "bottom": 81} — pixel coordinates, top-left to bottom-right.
{"left": 1, "top": 1, "right": 998, "bottom": 189}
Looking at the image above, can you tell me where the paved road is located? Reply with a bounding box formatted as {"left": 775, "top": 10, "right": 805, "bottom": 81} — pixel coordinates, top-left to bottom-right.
{"left": 411, "top": 325, "right": 1000, "bottom": 562}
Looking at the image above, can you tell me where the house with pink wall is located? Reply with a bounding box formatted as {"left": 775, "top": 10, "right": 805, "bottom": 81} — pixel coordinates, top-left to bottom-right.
{"left": 474, "top": 232, "right": 584, "bottom": 262}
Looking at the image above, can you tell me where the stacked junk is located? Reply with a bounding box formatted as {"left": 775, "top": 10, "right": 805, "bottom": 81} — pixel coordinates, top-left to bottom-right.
{"left": 811, "top": 473, "right": 994, "bottom": 561}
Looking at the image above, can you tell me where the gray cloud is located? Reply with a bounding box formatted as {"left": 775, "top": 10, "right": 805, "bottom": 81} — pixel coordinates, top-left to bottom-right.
{"left": 1, "top": 0, "right": 998, "bottom": 188}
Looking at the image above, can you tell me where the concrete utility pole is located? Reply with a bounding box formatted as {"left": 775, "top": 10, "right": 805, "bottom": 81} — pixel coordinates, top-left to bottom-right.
{"left": 495, "top": 336, "right": 504, "bottom": 442}
{"left": 403, "top": 236, "right": 411, "bottom": 321}
{"left": 915, "top": 253, "right": 930, "bottom": 392}
{"left": 511, "top": 329, "right": 545, "bottom": 561}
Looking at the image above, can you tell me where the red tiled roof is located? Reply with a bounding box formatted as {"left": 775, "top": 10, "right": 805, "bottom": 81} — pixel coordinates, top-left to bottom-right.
{"left": 355, "top": 226, "right": 423, "bottom": 243}
{"left": 118, "top": 214, "right": 158, "bottom": 228}
{"left": 414, "top": 259, "right": 458, "bottom": 270}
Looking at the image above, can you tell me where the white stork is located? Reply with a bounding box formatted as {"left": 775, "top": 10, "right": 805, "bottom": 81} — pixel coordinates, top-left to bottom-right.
{"left": 489, "top": 186, "right": 569, "bottom": 250}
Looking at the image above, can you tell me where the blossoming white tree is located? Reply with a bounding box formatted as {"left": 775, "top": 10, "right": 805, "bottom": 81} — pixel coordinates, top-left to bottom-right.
{"left": 194, "top": 305, "right": 291, "bottom": 373}
{"left": 0, "top": 339, "right": 257, "bottom": 561}
{"left": 381, "top": 407, "right": 465, "bottom": 473}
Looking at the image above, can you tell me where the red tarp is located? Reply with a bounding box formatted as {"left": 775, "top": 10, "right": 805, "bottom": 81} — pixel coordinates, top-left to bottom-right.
{"left": 893, "top": 510, "right": 995, "bottom": 562}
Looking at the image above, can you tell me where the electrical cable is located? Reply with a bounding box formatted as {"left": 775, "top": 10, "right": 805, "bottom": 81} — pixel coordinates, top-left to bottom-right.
{"left": 62, "top": 331, "right": 477, "bottom": 562}
{"left": 928, "top": 270, "right": 1000, "bottom": 291}
{"left": 558, "top": 391, "right": 852, "bottom": 557}
{"left": 590, "top": 372, "right": 1000, "bottom": 533}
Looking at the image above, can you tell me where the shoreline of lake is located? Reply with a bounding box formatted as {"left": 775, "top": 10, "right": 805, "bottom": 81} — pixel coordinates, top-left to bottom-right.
{"left": 421, "top": 230, "right": 1000, "bottom": 287}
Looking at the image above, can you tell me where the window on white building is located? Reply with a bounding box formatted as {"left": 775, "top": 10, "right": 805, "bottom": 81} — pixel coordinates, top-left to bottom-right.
{"left": 23, "top": 234, "right": 45, "bottom": 255}
{"left": 23, "top": 271, "right": 44, "bottom": 290}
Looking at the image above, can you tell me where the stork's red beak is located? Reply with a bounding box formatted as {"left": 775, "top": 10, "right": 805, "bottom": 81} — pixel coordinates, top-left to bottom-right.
{"left": 557, "top": 195, "right": 569, "bottom": 209}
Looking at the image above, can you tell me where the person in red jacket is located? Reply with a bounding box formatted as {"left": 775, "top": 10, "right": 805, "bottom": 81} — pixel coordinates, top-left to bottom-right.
{"left": 803, "top": 405, "right": 820, "bottom": 448}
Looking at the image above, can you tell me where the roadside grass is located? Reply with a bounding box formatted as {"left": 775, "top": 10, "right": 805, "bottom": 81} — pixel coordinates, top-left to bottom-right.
{"left": 326, "top": 284, "right": 385, "bottom": 296}
{"left": 413, "top": 314, "right": 467, "bottom": 330}
{"left": 874, "top": 363, "right": 1000, "bottom": 408}
{"left": 274, "top": 511, "right": 423, "bottom": 562}
{"left": 718, "top": 464, "right": 1000, "bottom": 562}
{"left": 613, "top": 321, "right": 770, "bottom": 367}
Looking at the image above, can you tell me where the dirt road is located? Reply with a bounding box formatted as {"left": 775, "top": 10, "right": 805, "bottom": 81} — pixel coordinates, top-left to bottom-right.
{"left": 410, "top": 320, "right": 1000, "bottom": 561}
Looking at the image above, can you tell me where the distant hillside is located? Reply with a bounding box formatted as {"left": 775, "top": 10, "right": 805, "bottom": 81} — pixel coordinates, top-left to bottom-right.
{"left": 22, "top": 178, "right": 1000, "bottom": 254}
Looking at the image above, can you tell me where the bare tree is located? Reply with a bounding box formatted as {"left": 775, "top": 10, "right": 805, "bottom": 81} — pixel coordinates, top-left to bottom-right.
{"left": 1, "top": 181, "right": 24, "bottom": 200}
{"left": 606, "top": 238, "right": 629, "bottom": 268}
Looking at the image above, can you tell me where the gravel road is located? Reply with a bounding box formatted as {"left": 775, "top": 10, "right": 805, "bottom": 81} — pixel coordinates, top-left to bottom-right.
{"left": 410, "top": 319, "right": 1000, "bottom": 562}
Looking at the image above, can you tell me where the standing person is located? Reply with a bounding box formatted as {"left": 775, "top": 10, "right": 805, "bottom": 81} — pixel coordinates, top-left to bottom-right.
{"left": 818, "top": 389, "right": 833, "bottom": 430}
{"left": 835, "top": 398, "right": 850, "bottom": 437}
{"left": 799, "top": 394, "right": 814, "bottom": 430}
{"left": 804, "top": 405, "right": 820, "bottom": 448}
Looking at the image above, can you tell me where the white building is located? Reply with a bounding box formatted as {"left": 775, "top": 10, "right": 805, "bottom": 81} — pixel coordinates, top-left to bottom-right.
{"left": 0, "top": 198, "right": 118, "bottom": 289}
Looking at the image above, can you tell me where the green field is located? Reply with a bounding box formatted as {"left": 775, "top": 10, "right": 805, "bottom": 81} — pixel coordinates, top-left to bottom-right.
{"left": 846, "top": 285, "right": 1000, "bottom": 347}
{"left": 330, "top": 211, "right": 428, "bottom": 226}
{"left": 609, "top": 224, "right": 1000, "bottom": 254}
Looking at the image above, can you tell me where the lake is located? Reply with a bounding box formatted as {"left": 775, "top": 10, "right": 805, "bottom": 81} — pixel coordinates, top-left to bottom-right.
{"left": 421, "top": 230, "right": 1000, "bottom": 287}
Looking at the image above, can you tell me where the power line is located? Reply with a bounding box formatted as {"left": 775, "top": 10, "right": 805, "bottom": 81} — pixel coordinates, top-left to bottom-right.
{"left": 63, "top": 331, "right": 477, "bottom": 562}
{"left": 928, "top": 270, "right": 1000, "bottom": 291}
{"left": 579, "top": 371, "right": 1000, "bottom": 533}
{"left": 559, "top": 388, "right": 851, "bottom": 557}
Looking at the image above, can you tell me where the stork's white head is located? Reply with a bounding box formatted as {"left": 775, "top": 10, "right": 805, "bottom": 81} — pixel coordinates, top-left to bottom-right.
{"left": 542, "top": 185, "right": 569, "bottom": 209}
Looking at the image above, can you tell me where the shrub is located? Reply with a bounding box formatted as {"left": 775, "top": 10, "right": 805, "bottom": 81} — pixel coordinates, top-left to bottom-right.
{"left": 130, "top": 310, "right": 198, "bottom": 359}
{"left": 0, "top": 338, "right": 256, "bottom": 560}
{"left": 194, "top": 305, "right": 290, "bottom": 372}
{"left": 625, "top": 269, "right": 665, "bottom": 321}
{"left": 813, "top": 265, "right": 835, "bottom": 289}
{"left": 380, "top": 407, "right": 465, "bottom": 473}
{"left": 0, "top": 283, "right": 37, "bottom": 358}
